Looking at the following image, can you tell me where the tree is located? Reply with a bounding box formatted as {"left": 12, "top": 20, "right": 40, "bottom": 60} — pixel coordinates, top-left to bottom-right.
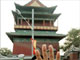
{"left": 60, "top": 29, "right": 80, "bottom": 51}
{"left": 0, "top": 48, "right": 12, "bottom": 56}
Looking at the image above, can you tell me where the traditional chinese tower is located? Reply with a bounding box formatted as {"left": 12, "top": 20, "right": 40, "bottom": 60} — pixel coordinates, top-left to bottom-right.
{"left": 6, "top": 0, "right": 65, "bottom": 56}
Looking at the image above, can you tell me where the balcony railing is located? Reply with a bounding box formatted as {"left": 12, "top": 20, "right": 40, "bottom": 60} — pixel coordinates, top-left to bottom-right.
{"left": 14, "top": 25, "right": 58, "bottom": 30}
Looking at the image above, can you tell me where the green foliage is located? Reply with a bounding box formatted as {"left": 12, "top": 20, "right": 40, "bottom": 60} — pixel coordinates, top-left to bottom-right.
{"left": 60, "top": 29, "right": 80, "bottom": 51}
{"left": 0, "top": 48, "right": 12, "bottom": 56}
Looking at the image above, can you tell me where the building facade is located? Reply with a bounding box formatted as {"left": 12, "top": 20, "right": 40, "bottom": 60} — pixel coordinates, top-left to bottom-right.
{"left": 63, "top": 46, "right": 80, "bottom": 60}
{"left": 6, "top": 0, "right": 65, "bottom": 56}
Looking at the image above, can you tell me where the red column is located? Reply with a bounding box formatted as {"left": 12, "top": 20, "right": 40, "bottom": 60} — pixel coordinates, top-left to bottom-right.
{"left": 17, "top": 20, "right": 19, "bottom": 25}
{"left": 43, "top": 20, "right": 45, "bottom": 26}
{"left": 21, "top": 19, "right": 23, "bottom": 25}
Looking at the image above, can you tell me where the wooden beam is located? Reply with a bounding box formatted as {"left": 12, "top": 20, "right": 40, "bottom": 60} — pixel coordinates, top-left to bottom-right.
{"left": 50, "top": 21, "right": 51, "bottom": 26}
{"left": 21, "top": 19, "right": 23, "bottom": 25}
{"left": 53, "top": 22, "right": 54, "bottom": 26}
{"left": 43, "top": 20, "right": 45, "bottom": 26}
{"left": 17, "top": 19, "right": 19, "bottom": 25}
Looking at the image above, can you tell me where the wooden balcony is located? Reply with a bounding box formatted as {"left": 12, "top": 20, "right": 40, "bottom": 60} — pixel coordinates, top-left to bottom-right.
{"left": 14, "top": 25, "right": 58, "bottom": 30}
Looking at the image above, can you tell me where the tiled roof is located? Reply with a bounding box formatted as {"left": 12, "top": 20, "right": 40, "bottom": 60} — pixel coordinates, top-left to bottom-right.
{"left": 6, "top": 31, "right": 66, "bottom": 37}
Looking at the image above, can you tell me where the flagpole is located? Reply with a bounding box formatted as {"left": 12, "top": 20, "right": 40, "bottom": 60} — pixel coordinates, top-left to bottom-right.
{"left": 32, "top": 9, "right": 34, "bottom": 57}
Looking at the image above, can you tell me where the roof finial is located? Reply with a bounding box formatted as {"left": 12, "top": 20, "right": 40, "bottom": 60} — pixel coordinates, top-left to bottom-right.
{"left": 32, "top": 0, "right": 38, "bottom": 1}
{"left": 25, "top": 0, "right": 46, "bottom": 7}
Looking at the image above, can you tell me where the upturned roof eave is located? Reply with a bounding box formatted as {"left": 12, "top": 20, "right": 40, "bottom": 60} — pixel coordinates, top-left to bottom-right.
{"left": 20, "top": 11, "right": 61, "bottom": 16}
{"left": 6, "top": 32, "right": 66, "bottom": 38}
{"left": 12, "top": 10, "right": 61, "bottom": 17}
{"left": 12, "top": 11, "right": 61, "bottom": 21}
{"left": 6, "top": 32, "right": 66, "bottom": 42}
{"left": 14, "top": 3, "right": 57, "bottom": 13}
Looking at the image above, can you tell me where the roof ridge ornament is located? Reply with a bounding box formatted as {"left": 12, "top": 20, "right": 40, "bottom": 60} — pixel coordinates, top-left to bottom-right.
{"left": 32, "top": 0, "right": 38, "bottom": 1}
{"left": 25, "top": 0, "right": 46, "bottom": 7}
{"left": 32, "top": 0, "right": 39, "bottom": 1}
